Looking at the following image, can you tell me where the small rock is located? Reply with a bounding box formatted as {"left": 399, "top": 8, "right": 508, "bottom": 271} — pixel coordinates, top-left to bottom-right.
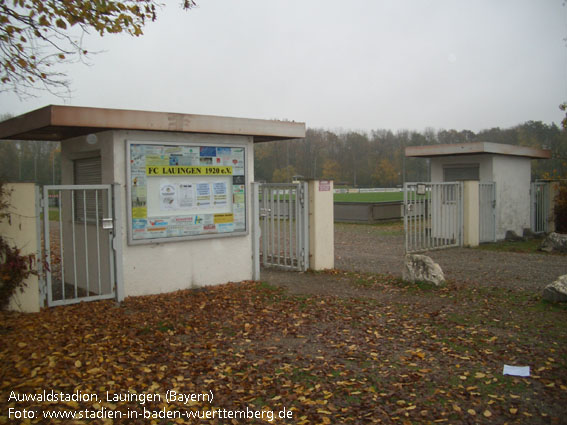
{"left": 540, "top": 232, "right": 567, "bottom": 253}
{"left": 505, "top": 230, "right": 525, "bottom": 242}
{"left": 542, "top": 275, "right": 567, "bottom": 303}
{"left": 403, "top": 254, "right": 445, "bottom": 286}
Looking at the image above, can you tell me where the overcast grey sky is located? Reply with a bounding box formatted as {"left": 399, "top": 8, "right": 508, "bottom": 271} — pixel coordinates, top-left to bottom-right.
{"left": 1, "top": 0, "right": 566, "bottom": 132}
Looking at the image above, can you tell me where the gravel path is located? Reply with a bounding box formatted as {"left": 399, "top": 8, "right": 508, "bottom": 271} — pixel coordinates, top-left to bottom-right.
{"left": 334, "top": 222, "right": 566, "bottom": 291}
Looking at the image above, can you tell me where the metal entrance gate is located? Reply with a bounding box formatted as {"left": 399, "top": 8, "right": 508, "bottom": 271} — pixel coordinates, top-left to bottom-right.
{"left": 43, "top": 185, "right": 121, "bottom": 306}
{"left": 252, "top": 182, "right": 309, "bottom": 275}
{"left": 531, "top": 182, "right": 550, "bottom": 234}
{"left": 479, "top": 182, "right": 496, "bottom": 243}
{"left": 404, "top": 182, "right": 463, "bottom": 253}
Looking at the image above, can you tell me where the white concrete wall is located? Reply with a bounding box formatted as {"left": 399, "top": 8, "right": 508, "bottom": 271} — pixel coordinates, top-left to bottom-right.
{"left": 61, "top": 130, "right": 256, "bottom": 298}
{"left": 492, "top": 156, "right": 531, "bottom": 239}
{"left": 430, "top": 154, "right": 493, "bottom": 182}
{"left": 0, "top": 183, "right": 41, "bottom": 312}
{"left": 112, "top": 131, "right": 254, "bottom": 297}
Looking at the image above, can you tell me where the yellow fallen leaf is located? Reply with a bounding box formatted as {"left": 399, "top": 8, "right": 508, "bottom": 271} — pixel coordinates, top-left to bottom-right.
{"left": 75, "top": 360, "right": 82, "bottom": 368}
{"left": 467, "top": 409, "right": 476, "bottom": 416}
{"left": 452, "top": 404, "right": 461, "bottom": 412}
{"left": 510, "top": 408, "right": 518, "bottom": 414}
{"left": 474, "top": 372, "right": 486, "bottom": 378}
{"left": 483, "top": 410, "right": 492, "bottom": 417}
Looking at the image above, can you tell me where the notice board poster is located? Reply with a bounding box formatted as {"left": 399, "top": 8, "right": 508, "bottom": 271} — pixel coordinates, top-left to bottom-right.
{"left": 127, "top": 142, "right": 247, "bottom": 244}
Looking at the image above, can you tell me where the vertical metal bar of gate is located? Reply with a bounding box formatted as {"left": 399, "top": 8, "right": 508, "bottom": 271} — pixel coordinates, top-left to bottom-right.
{"left": 58, "top": 190, "right": 65, "bottom": 300}
{"left": 43, "top": 186, "right": 53, "bottom": 305}
{"left": 95, "top": 190, "right": 101, "bottom": 295}
{"left": 82, "top": 190, "right": 89, "bottom": 295}
{"left": 252, "top": 182, "right": 261, "bottom": 280}
{"left": 71, "top": 190, "right": 78, "bottom": 298}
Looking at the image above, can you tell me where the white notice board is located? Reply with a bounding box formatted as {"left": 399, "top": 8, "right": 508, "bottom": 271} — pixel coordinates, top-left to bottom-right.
{"left": 127, "top": 142, "right": 247, "bottom": 244}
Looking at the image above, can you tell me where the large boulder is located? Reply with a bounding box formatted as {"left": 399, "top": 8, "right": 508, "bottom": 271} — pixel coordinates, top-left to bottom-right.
{"left": 403, "top": 254, "right": 445, "bottom": 286}
{"left": 540, "top": 232, "right": 567, "bottom": 253}
{"left": 542, "top": 275, "right": 567, "bottom": 303}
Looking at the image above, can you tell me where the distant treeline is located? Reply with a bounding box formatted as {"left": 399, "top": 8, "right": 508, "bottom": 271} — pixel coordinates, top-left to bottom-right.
{"left": 0, "top": 120, "right": 565, "bottom": 187}
{"left": 0, "top": 139, "right": 60, "bottom": 185}
{"left": 255, "top": 121, "right": 567, "bottom": 186}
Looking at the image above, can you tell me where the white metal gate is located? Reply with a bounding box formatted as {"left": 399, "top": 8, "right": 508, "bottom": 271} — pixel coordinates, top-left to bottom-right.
{"left": 404, "top": 182, "right": 463, "bottom": 253}
{"left": 252, "top": 182, "right": 309, "bottom": 276}
{"left": 479, "top": 182, "right": 496, "bottom": 243}
{"left": 43, "top": 184, "right": 122, "bottom": 306}
{"left": 531, "top": 182, "right": 550, "bottom": 234}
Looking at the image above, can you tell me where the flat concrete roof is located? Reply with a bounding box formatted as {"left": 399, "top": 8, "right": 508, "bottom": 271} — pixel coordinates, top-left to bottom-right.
{"left": 0, "top": 105, "right": 305, "bottom": 143}
{"left": 405, "top": 141, "right": 551, "bottom": 159}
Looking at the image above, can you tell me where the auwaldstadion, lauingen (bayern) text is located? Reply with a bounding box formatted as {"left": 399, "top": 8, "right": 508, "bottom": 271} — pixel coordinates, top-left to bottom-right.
{"left": 7, "top": 390, "right": 294, "bottom": 422}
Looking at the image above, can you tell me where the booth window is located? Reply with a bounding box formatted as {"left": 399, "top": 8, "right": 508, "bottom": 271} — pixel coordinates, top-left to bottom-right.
{"left": 73, "top": 156, "right": 102, "bottom": 221}
{"left": 443, "top": 164, "right": 479, "bottom": 182}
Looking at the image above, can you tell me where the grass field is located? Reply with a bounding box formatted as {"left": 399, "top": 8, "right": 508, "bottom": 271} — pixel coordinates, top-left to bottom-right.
{"left": 333, "top": 191, "right": 404, "bottom": 203}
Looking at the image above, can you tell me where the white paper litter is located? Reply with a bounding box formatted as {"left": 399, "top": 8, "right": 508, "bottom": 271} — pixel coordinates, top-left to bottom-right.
{"left": 503, "top": 365, "right": 530, "bottom": 377}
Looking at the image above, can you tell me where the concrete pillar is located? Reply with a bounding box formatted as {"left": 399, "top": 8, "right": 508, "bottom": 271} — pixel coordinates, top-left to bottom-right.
{"left": 463, "top": 180, "right": 479, "bottom": 247}
{"left": 0, "top": 183, "right": 41, "bottom": 312}
{"left": 307, "top": 180, "right": 334, "bottom": 270}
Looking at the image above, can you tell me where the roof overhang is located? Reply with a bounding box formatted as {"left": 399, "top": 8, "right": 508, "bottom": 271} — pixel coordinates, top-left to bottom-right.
{"left": 0, "top": 105, "right": 306, "bottom": 143}
{"left": 405, "top": 142, "right": 551, "bottom": 159}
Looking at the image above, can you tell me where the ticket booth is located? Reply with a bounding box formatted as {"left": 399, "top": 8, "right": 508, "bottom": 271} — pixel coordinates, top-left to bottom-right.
{"left": 405, "top": 142, "right": 551, "bottom": 240}
{"left": 0, "top": 105, "right": 305, "bottom": 307}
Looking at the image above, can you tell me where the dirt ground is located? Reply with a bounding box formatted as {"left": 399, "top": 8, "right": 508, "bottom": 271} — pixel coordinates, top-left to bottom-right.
{"left": 263, "top": 222, "right": 567, "bottom": 294}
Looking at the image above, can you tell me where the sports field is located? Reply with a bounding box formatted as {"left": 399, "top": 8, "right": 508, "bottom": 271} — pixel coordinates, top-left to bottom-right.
{"left": 333, "top": 191, "right": 403, "bottom": 203}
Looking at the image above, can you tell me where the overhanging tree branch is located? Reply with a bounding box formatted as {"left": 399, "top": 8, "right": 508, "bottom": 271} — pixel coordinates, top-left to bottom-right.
{"left": 0, "top": 0, "right": 196, "bottom": 98}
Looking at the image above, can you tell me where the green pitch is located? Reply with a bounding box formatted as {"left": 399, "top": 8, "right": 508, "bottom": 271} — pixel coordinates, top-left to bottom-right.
{"left": 333, "top": 191, "right": 404, "bottom": 203}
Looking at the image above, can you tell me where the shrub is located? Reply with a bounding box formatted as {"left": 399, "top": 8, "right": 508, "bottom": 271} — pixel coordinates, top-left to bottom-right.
{"left": 554, "top": 181, "right": 567, "bottom": 233}
{"left": 0, "top": 183, "right": 37, "bottom": 310}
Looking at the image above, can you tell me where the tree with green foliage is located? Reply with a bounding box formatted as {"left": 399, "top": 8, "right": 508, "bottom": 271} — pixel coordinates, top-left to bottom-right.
{"left": 0, "top": 0, "right": 196, "bottom": 96}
